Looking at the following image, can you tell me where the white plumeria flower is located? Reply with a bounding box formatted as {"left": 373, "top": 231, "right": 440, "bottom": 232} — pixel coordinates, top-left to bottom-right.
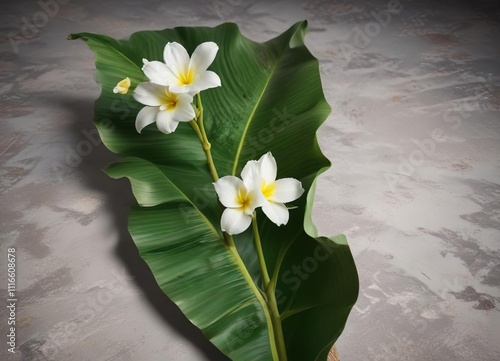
{"left": 241, "top": 152, "right": 304, "bottom": 226}
{"left": 113, "top": 77, "right": 131, "bottom": 94}
{"left": 142, "top": 41, "right": 221, "bottom": 95}
{"left": 133, "top": 82, "right": 195, "bottom": 134}
{"left": 213, "top": 175, "right": 265, "bottom": 235}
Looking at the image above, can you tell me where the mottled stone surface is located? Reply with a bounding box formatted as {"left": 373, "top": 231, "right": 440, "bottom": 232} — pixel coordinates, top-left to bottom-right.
{"left": 1, "top": 0, "right": 499, "bottom": 360}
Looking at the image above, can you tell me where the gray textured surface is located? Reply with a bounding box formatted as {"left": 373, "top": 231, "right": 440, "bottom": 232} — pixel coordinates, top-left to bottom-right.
{"left": 1, "top": 0, "right": 499, "bottom": 360}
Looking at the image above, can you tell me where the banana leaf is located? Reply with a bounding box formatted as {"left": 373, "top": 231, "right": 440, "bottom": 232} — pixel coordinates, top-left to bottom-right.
{"left": 70, "top": 20, "right": 358, "bottom": 361}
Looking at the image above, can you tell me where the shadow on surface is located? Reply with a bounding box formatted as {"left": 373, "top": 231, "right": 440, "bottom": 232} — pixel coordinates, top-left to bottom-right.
{"left": 54, "top": 95, "right": 230, "bottom": 361}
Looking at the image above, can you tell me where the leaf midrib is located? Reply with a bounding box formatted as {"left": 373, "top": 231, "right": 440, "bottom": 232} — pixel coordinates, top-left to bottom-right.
{"left": 231, "top": 60, "right": 279, "bottom": 175}
{"left": 231, "top": 35, "right": 298, "bottom": 176}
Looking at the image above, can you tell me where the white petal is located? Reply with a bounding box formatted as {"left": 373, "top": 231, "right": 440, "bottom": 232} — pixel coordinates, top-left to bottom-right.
{"left": 172, "top": 94, "right": 195, "bottom": 122}
{"left": 163, "top": 42, "right": 190, "bottom": 77}
{"left": 258, "top": 152, "right": 277, "bottom": 183}
{"left": 262, "top": 201, "right": 289, "bottom": 226}
{"left": 190, "top": 42, "right": 219, "bottom": 73}
{"left": 192, "top": 70, "right": 221, "bottom": 92}
{"left": 169, "top": 83, "right": 190, "bottom": 94}
{"left": 133, "top": 82, "right": 164, "bottom": 106}
{"left": 156, "top": 110, "right": 179, "bottom": 134}
{"left": 221, "top": 208, "right": 252, "bottom": 235}
{"left": 271, "top": 178, "right": 304, "bottom": 203}
{"left": 135, "top": 106, "right": 159, "bottom": 133}
{"left": 142, "top": 61, "right": 175, "bottom": 86}
{"left": 213, "top": 176, "right": 245, "bottom": 208}
{"left": 241, "top": 160, "right": 259, "bottom": 190}
{"left": 246, "top": 188, "right": 266, "bottom": 215}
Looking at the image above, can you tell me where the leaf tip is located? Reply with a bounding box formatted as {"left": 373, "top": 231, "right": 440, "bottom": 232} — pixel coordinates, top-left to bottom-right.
{"left": 67, "top": 33, "right": 84, "bottom": 41}
{"left": 289, "top": 20, "right": 308, "bottom": 48}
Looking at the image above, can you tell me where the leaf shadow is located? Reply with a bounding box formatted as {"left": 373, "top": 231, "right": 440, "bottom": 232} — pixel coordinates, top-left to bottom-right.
{"left": 55, "top": 95, "right": 230, "bottom": 361}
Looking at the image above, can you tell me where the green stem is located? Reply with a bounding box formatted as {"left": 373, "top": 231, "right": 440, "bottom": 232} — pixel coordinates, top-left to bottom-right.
{"left": 193, "top": 94, "right": 285, "bottom": 361}
{"left": 189, "top": 120, "right": 203, "bottom": 143}
{"left": 194, "top": 94, "right": 219, "bottom": 182}
{"left": 252, "top": 214, "right": 271, "bottom": 289}
{"left": 252, "top": 214, "right": 287, "bottom": 361}
{"left": 224, "top": 232, "right": 280, "bottom": 361}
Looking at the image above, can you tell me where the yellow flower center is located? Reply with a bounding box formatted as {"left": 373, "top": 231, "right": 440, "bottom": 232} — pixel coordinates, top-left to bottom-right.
{"left": 178, "top": 67, "right": 195, "bottom": 85}
{"left": 236, "top": 188, "right": 253, "bottom": 212}
{"left": 261, "top": 181, "right": 276, "bottom": 199}
{"left": 160, "top": 89, "right": 178, "bottom": 111}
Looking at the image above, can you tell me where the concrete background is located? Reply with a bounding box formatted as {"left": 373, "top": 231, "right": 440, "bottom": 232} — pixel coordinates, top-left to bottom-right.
{"left": 1, "top": 0, "right": 499, "bottom": 360}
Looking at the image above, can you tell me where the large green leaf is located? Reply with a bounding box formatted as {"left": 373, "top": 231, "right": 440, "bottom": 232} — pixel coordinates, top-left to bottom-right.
{"left": 71, "top": 21, "right": 358, "bottom": 361}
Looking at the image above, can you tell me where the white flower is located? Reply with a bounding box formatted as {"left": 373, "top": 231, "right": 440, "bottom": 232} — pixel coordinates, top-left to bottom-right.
{"left": 241, "top": 152, "right": 304, "bottom": 226}
{"left": 133, "top": 82, "right": 195, "bottom": 134}
{"left": 113, "top": 77, "right": 131, "bottom": 94}
{"left": 214, "top": 153, "right": 304, "bottom": 234}
{"left": 213, "top": 175, "right": 264, "bottom": 235}
{"left": 141, "top": 41, "right": 221, "bottom": 95}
